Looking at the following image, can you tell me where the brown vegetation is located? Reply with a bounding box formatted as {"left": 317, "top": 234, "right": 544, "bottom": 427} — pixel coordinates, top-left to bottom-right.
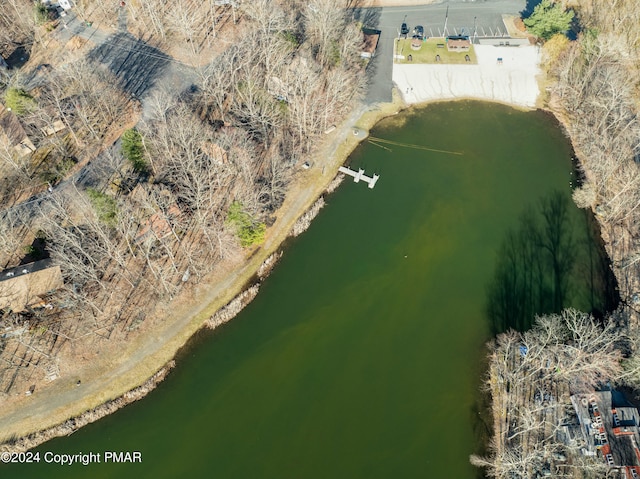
{"left": 0, "top": 0, "right": 365, "bottom": 407}
{"left": 0, "top": 0, "right": 36, "bottom": 61}
{"left": 479, "top": 1, "right": 640, "bottom": 476}
{"left": 0, "top": 360, "right": 175, "bottom": 452}
{"left": 473, "top": 310, "right": 632, "bottom": 478}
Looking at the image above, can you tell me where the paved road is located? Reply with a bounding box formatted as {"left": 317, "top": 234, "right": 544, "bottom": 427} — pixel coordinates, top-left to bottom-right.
{"left": 355, "top": 0, "right": 527, "bottom": 103}
{"left": 55, "top": 11, "right": 110, "bottom": 44}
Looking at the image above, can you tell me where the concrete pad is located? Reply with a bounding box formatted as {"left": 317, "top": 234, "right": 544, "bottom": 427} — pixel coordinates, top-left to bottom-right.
{"left": 393, "top": 44, "right": 542, "bottom": 108}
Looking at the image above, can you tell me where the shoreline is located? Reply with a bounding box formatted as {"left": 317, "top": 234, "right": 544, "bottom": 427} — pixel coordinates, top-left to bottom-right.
{"left": 3, "top": 91, "right": 607, "bottom": 456}
{"left": 0, "top": 95, "right": 404, "bottom": 453}
{"left": 393, "top": 44, "right": 542, "bottom": 109}
{"left": 1, "top": 362, "right": 176, "bottom": 451}
{"left": 544, "top": 100, "right": 630, "bottom": 312}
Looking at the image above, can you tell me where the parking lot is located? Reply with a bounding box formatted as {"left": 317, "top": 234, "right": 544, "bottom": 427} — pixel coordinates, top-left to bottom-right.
{"left": 353, "top": 0, "right": 528, "bottom": 103}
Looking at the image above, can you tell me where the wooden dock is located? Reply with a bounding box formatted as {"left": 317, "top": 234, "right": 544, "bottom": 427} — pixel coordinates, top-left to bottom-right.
{"left": 338, "top": 166, "right": 379, "bottom": 189}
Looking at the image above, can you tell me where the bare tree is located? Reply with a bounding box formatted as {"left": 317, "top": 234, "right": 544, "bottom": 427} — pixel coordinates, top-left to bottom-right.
{"left": 0, "top": 209, "right": 26, "bottom": 268}
{"left": 478, "top": 309, "right": 626, "bottom": 478}
{"left": 37, "top": 60, "right": 136, "bottom": 146}
{"left": 0, "top": 0, "right": 36, "bottom": 58}
{"left": 0, "top": 135, "right": 31, "bottom": 180}
{"left": 143, "top": 105, "right": 241, "bottom": 264}
{"left": 303, "top": 0, "right": 349, "bottom": 67}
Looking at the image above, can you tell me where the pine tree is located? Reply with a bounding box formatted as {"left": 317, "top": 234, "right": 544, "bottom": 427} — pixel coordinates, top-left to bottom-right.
{"left": 121, "top": 128, "right": 148, "bottom": 173}
{"left": 524, "top": 0, "right": 574, "bottom": 40}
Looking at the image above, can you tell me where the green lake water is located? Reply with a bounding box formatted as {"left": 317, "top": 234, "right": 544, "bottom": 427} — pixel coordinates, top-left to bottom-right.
{"left": 2, "top": 101, "right": 616, "bottom": 478}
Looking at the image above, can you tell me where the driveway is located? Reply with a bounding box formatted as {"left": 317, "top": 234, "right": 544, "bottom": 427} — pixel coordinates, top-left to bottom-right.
{"left": 354, "top": 0, "right": 528, "bottom": 103}
{"left": 54, "top": 11, "right": 110, "bottom": 45}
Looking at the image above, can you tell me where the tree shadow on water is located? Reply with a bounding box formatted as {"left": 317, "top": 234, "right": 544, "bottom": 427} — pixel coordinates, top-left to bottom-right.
{"left": 486, "top": 191, "right": 618, "bottom": 335}
{"left": 576, "top": 209, "right": 620, "bottom": 318}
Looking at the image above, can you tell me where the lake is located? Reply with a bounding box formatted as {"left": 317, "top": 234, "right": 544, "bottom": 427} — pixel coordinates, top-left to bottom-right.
{"left": 2, "top": 101, "right": 615, "bottom": 479}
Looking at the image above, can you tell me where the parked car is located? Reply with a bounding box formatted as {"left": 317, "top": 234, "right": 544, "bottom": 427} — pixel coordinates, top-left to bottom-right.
{"left": 413, "top": 25, "right": 424, "bottom": 40}
{"left": 400, "top": 23, "right": 409, "bottom": 38}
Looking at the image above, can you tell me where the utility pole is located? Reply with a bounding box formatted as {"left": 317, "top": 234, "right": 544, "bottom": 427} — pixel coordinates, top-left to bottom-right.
{"left": 443, "top": 5, "right": 449, "bottom": 37}
{"left": 395, "top": 31, "right": 399, "bottom": 63}
{"left": 473, "top": 16, "right": 477, "bottom": 43}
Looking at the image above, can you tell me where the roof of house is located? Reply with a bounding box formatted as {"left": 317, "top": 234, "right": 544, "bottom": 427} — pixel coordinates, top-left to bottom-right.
{"left": 201, "top": 141, "right": 228, "bottom": 164}
{"left": 134, "top": 204, "right": 181, "bottom": 244}
{"left": 41, "top": 120, "right": 66, "bottom": 137}
{"left": 0, "top": 104, "right": 36, "bottom": 156}
{"left": 571, "top": 391, "right": 640, "bottom": 468}
{"left": 0, "top": 259, "right": 63, "bottom": 312}
{"left": 447, "top": 37, "right": 471, "bottom": 50}
{"left": 362, "top": 31, "right": 380, "bottom": 55}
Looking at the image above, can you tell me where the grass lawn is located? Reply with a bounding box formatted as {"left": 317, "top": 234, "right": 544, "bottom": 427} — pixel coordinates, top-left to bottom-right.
{"left": 394, "top": 37, "right": 477, "bottom": 64}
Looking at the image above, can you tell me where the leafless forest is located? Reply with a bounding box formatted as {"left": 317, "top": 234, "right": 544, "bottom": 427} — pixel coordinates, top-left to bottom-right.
{"left": 478, "top": 1, "right": 640, "bottom": 477}
{"left": 0, "top": 0, "right": 366, "bottom": 396}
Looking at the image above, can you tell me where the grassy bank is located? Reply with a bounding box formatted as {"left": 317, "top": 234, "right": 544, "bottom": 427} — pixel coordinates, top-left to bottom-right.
{"left": 395, "top": 37, "right": 477, "bottom": 64}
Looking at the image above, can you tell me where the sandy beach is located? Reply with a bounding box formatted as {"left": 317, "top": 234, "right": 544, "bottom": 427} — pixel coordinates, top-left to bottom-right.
{"left": 393, "top": 44, "right": 542, "bottom": 108}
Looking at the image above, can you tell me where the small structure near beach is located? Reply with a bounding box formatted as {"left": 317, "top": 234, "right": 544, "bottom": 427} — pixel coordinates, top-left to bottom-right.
{"left": 446, "top": 35, "right": 471, "bottom": 52}
{"left": 361, "top": 29, "right": 380, "bottom": 58}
